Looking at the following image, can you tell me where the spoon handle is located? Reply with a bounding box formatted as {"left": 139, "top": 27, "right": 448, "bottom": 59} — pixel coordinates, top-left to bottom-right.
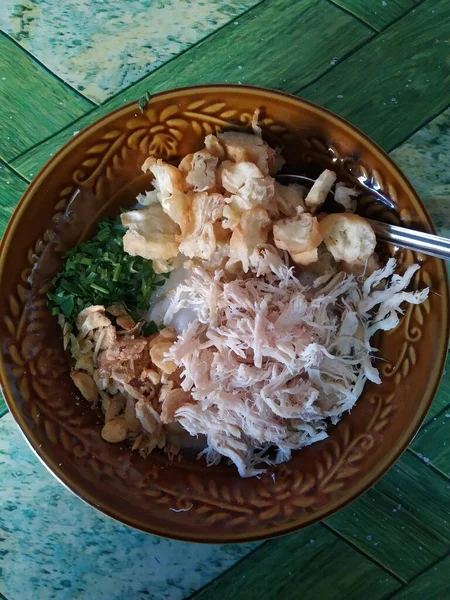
{"left": 366, "top": 219, "right": 450, "bottom": 262}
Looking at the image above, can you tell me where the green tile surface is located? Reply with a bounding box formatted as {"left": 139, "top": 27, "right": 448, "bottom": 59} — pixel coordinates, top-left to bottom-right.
{"left": 0, "top": 33, "right": 94, "bottom": 161}
{"left": 1, "top": 0, "right": 450, "bottom": 598}
{"left": 12, "top": 0, "right": 374, "bottom": 178}
{"left": 301, "top": 0, "right": 450, "bottom": 151}
{"left": 0, "top": 0, "right": 262, "bottom": 102}
{"left": 329, "top": 0, "right": 422, "bottom": 30}
{"left": 191, "top": 524, "right": 401, "bottom": 600}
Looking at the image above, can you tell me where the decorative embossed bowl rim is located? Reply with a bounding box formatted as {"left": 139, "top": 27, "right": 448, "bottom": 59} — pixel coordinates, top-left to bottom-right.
{"left": 0, "top": 85, "right": 448, "bottom": 543}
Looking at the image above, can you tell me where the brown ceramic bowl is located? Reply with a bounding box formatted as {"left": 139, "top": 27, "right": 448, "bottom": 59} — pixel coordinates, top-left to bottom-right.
{"left": 0, "top": 85, "right": 448, "bottom": 542}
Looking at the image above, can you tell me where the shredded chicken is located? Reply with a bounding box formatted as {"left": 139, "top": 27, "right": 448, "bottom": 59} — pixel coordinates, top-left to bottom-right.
{"left": 163, "top": 261, "right": 428, "bottom": 477}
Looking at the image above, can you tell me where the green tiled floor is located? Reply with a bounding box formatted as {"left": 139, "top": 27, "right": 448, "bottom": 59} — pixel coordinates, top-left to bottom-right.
{"left": 0, "top": 1, "right": 449, "bottom": 599}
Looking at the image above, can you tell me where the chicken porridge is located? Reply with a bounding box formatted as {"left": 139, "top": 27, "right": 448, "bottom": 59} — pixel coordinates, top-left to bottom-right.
{"left": 48, "top": 111, "right": 428, "bottom": 477}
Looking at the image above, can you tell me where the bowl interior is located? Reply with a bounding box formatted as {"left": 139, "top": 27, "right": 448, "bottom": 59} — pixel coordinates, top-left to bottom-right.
{"left": 0, "top": 85, "right": 448, "bottom": 542}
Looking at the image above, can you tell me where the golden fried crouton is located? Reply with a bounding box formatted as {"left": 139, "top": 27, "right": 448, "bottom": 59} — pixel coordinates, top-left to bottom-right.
{"left": 179, "top": 149, "right": 219, "bottom": 192}
{"left": 224, "top": 182, "right": 276, "bottom": 227}
{"left": 220, "top": 161, "right": 275, "bottom": 225}
{"left": 221, "top": 161, "right": 264, "bottom": 194}
{"left": 217, "top": 131, "right": 272, "bottom": 175}
{"left": 141, "top": 157, "right": 190, "bottom": 232}
{"left": 305, "top": 169, "right": 336, "bottom": 212}
{"left": 273, "top": 213, "right": 323, "bottom": 256}
{"left": 213, "top": 221, "right": 232, "bottom": 245}
{"left": 273, "top": 182, "right": 306, "bottom": 217}
{"left": 249, "top": 110, "right": 285, "bottom": 172}
{"left": 291, "top": 248, "right": 319, "bottom": 266}
{"left": 178, "top": 152, "right": 193, "bottom": 174}
{"left": 136, "top": 190, "right": 159, "bottom": 206}
{"left": 227, "top": 207, "right": 271, "bottom": 273}
{"left": 228, "top": 176, "right": 275, "bottom": 214}
{"left": 222, "top": 204, "right": 241, "bottom": 231}
{"left": 319, "top": 213, "right": 376, "bottom": 263}
{"left": 178, "top": 192, "right": 225, "bottom": 260}
{"left": 121, "top": 203, "right": 180, "bottom": 262}
{"left": 142, "top": 157, "right": 184, "bottom": 199}
{"left": 204, "top": 134, "right": 226, "bottom": 159}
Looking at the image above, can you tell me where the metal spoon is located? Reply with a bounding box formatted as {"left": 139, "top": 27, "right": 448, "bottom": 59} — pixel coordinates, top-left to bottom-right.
{"left": 276, "top": 174, "right": 450, "bottom": 262}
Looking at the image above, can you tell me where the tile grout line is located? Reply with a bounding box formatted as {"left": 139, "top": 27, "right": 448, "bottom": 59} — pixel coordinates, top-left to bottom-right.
{"left": 294, "top": 31, "right": 377, "bottom": 97}
{"left": 386, "top": 101, "right": 450, "bottom": 154}
{"left": 407, "top": 447, "right": 450, "bottom": 483}
{"left": 0, "top": 158, "right": 31, "bottom": 184}
{"left": 329, "top": 0, "right": 430, "bottom": 35}
{"left": 0, "top": 31, "right": 97, "bottom": 107}
{"left": 363, "top": 0, "right": 430, "bottom": 36}
{"left": 345, "top": 457, "right": 450, "bottom": 545}
{"left": 375, "top": 472, "right": 450, "bottom": 547}
{"left": 386, "top": 552, "right": 450, "bottom": 598}
{"left": 296, "top": 0, "right": 434, "bottom": 105}
{"left": 321, "top": 521, "right": 407, "bottom": 584}
{"left": 325, "top": 0, "right": 379, "bottom": 32}
{"left": 185, "top": 541, "right": 268, "bottom": 599}
{"left": 9, "top": 107, "right": 100, "bottom": 165}
{"left": 371, "top": 0, "right": 429, "bottom": 34}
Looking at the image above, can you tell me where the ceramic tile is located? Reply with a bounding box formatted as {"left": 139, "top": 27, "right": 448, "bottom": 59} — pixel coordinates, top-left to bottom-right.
{"left": 0, "top": 34, "right": 94, "bottom": 161}
{"left": 0, "top": 0, "right": 261, "bottom": 103}
{"left": 390, "top": 107, "right": 450, "bottom": 239}
{"left": 0, "top": 413, "right": 260, "bottom": 600}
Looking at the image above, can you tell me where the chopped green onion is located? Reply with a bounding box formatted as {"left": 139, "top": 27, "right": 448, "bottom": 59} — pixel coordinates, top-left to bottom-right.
{"left": 91, "top": 283, "right": 109, "bottom": 294}
{"left": 47, "top": 217, "right": 166, "bottom": 328}
{"left": 113, "top": 263, "right": 121, "bottom": 282}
